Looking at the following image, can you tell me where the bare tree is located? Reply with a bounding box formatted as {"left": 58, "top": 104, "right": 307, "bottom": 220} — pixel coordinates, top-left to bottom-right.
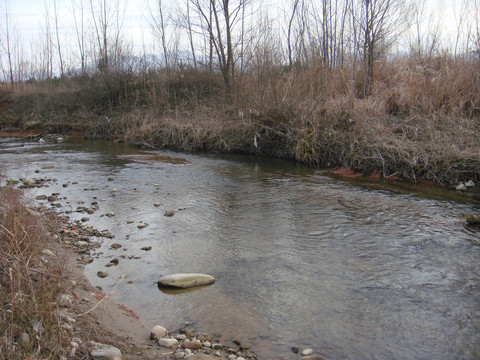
{"left": 89, "top": 0, "right": 126, "bottom": 73}
{"left": 351, "top": 0, "right": 411, "bottom": 93}
{"left": 53, "top": 0, "right": 64, "bottom": 76}
{"left": 146, "top": 0, "right": 171, "bottom": 69}
{"left": 72, "top": 0, "right": 88, "bottom": 74}
{"left": 189, "top": 0, "right": 251, "bottom": 94}
{"left": 2, "top": 0, "right": 15, "bottom": 85}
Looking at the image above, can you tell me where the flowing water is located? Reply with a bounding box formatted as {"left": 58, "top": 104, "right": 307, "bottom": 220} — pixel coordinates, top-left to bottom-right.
{"left": 1, "top": 137, "right": 480, "bottom": 359}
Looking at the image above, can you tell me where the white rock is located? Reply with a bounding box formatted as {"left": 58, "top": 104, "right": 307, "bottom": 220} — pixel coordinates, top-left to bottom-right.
{"left": 158, "top": 338, "right": 179, "bottom": 348}
{"left": 456, "top": 183, "right": 467, "bottom": 191}
{"left": 88, "top": 342, "right": 122, "bottom": 360}
{"left": 57, "top": 294, "right": 74, "bottom": 307}
{"left": 175, "top": 351, "right": 185, "bottom": 359}
{"left": 175, "top": 334, "right": 187, "bottom": 341}
{"left": 302, "top": 348, "right": 314, "bottom": 356}
{"left": 41, "top": 249, "right": 56, "bottom": 257}
{"left": 150, "top": 325, "right": 168, "bottom": 339}
{"left": 465, "top": 180, "right": 475, "bottom": 187}
{"left": 203, "top": 341, "right": 211, "bottom": 348}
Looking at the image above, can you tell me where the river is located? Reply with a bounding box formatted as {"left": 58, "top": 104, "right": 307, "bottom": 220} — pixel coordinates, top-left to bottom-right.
{"left": 1, "top": 137, "right": 480, "bottom": 359}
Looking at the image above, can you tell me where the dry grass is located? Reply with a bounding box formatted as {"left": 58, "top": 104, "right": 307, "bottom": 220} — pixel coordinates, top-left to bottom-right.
{"left": 0, "top": 185, "right": 68, "bottom": 359}
{"left": 1, "top": 54, "right": 479, "bottom": 184}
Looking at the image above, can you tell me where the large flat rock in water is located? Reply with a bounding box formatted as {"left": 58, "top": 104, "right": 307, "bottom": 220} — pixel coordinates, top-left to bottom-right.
{"left": 157, "top": 273, "right": 215, "bottom": 289}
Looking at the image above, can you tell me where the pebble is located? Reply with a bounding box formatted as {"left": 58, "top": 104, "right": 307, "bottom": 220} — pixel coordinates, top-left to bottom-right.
{"left": 150, "top": 325, "right": 168, "bottom": 339}
{"left": 302, "top": 348, "right": 314, "bottom": 356}
{"left": 182, "top": 340, "right": 202, "bottom": 350}
{"left": 158, "top": 338, "right": 179, "bottom": 348}
{"left": 154, "top": 202, "right": 161, "bottom": 207}
{"left": 137, "top": 223, "right": 148, "bottom": 229}
{"left": 97, "top": 271, "right": 108, "bottom": 278}
{"left": 88, "top": 341, "right": 122, "bottom": 360}
{"left": 141, "top": 246, "right": 152, "bottom": 251}
{"left": 164, "top": 210, "right": 175, "bottom": 217}
{"left": 456, "top": 183, "right": 467, "bottom": 191}
{"left": 111, "top": 243, "right": 122, "bottom": 250}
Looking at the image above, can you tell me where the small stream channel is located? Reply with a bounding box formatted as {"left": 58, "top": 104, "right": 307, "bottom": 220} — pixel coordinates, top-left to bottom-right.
{"left": 1, "top": 137, "right": 480, "bottom": 359}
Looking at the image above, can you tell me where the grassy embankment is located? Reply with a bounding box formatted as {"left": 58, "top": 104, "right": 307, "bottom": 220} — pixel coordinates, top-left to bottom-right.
{"left": 0, "top": 185, "right": 68, "bottom": 359}
{"left": 0, "top": 55, "right": 479, "bottom": 185}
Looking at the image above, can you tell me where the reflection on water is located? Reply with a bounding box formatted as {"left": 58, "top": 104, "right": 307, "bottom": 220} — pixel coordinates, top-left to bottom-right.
{"left": 1, "top": 137, "right": 480, "bottom": 359}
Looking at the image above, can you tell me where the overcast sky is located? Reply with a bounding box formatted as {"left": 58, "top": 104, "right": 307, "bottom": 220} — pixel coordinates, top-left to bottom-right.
{"left": 0, "top": 0, "right": 474, "bottom": 71}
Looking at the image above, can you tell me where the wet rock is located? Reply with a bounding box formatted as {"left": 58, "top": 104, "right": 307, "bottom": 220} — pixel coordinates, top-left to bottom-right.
{"left": 81, "top": 217, "right": 89, "bottom": 222}
{"left": 158, "top": 338, "right": 179, "bottom": 348}
{"left": 165, "top": 210, "right": 175, "bottom": 217}
{"left": 198, "top": 334, "right": 212, "bottom": 342}
{"left": 111, "top": 243, "right": 122, "bottom": 250}
{"left": 182, "top": 340, "right": 202, "bottom": 350}
{"left": 97, "top": 271, "right": 108, "bottom": 278}
{"left": 84, "top": 256, "right": 94, "bottom": 264}
{"left": 150, "top": 325, "right": 168, "bottom": 339}
{"left": 158, "top": 274, "right": 216, "bottom": 289}
{"left": 465, "top": 214, "right": 480, "bottom": 225}
{"left": 109, "top": 258, "right": 119, "bottom": 265}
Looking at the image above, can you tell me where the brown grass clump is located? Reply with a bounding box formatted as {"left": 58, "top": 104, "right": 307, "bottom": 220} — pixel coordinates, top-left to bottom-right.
{"left": 0, "top": 185, "right": 68, "bottom": 359}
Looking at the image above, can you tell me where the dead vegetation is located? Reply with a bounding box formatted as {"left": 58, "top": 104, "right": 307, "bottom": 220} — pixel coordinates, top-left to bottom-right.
{"left": 1, "top": 55, "right": 479, "bottom": 185}
{"left": 0, "top": 185, "right": 69, "bottom": 359}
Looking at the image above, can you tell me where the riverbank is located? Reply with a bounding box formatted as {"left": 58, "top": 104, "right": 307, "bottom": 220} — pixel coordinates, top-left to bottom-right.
{"left": 0, "top": 182, "right": 269, "bottom": 360}
{"left": 0, "top": 57, "right": 479, "bottom": 187}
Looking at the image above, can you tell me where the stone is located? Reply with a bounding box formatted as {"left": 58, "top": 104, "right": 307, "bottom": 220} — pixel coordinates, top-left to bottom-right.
{"left": 184, "top": 355, "right": 217, "bottom": 360}
{"left": 150, "top": 325, "right": 168, "bottom": 339}
{"left": 465, "top": 214, "right": 480, "bottom": 225}
{"left": 456, "top": 183, "right": 467, "bottom": 191}
{"left": 36, "top": 195, "right": 47, "bottom": 200}
{"left": 301, "top": 355, "right": 326, "bottom": 360}
{"left": 141, "top": 246, "right": 152, "bottom": 251}
{"left": 57, "top": 294, "right": 74, "bottom": 307}
{"left": 111, "top": 243, "right": 122, "bottom": 250}
{"left": 41, "top": 164, "right": 54, "bottom": 169}
{"left": 107, "top": 177, "right": 114, "bottom": 181}
{"left": 301, "top": 348, "right": 314, "bottom": 356}
{"left": 18, "top": 332, "right": 30, "bottom": 348}
{"left": 182, "top": 340, "right": 202, "bottom": 350}
{"left": 465, "top": 180, "right": 475, "bottom": 187}
{"left": 158, "top": 338, "right": 179, "bottom": 348}
{"left": 88, "top": 342, "right": 122, "bottom": 360}
{"left": 81, "top": 217, "right": 89, "bottom": 222}
{"left": 175, "top": 334, "right": 187, "bottom": 341}
{"left": 97, "top": 271, "right": 108, "bottom": 278}
{"left": 137, "top": 223, "right": 148, "bottom": 229}
{"left": 197, "top": 334, "right": 212, "bottom": 342}
{"left": 203, "top": 341, "right": 212, "bottom": 348}
{"left": 154, "top": 202, "right": 161, "bottom": 207}
{"left": 211, "top": 343, "right": 223, "bottom": 350}
{"left": 105, "top": 212, "right": 115, "bottom": 217}
{"left": 158, "top": 274, "right": 216, "bottom": 289}
{"left": 41, "top": 249, "right": 56, "bottom": 257}
{"left": 164, "top": 210, "right": 175, "bottom": 217}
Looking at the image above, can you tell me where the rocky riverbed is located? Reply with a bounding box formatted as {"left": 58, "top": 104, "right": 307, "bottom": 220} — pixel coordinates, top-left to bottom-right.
{"left": 6, "top": 176, "right": 325, "bottom": 360}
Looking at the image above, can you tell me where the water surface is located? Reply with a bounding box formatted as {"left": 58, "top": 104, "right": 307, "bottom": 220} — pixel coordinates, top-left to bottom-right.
{"left": 1, "top": 137, "right": 480, "bottom": 359}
